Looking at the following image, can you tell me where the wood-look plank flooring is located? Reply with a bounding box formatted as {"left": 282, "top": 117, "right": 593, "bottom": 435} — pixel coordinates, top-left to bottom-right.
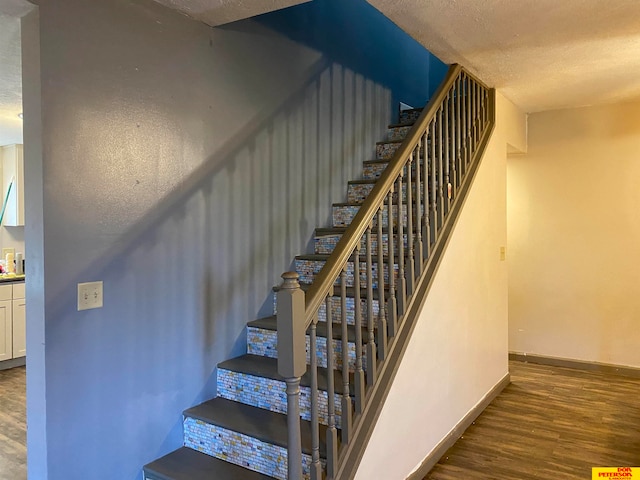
{"left": 0, "top": 366, "right": 26, "bottom": 480}
{"left": 424, "top": 361, "right": 640, "bottom": 480}
{"left": 2, "top": 362, "right": 639, "bottom": 480}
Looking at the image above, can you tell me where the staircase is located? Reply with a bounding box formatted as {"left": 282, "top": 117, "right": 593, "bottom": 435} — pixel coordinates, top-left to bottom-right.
{"left": 144, "top": 65, "right": 494, "bottom": 480}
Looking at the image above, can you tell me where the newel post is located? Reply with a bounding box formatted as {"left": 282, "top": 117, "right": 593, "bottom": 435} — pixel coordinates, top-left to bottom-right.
{"left": 277, "top": 271, "right": 306, "bottom": 480}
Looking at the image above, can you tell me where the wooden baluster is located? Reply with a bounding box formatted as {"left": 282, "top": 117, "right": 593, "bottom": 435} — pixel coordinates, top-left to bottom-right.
{"left": 467, "top": 78, "right": 471, "bottom": 154}
{"left": 484, "top": 88, "right": 489, "bottom": 130}
{"left": 484, "top": 88, "right": 489, "bottom": 131}
{"left": 352, "top": 247, "right": 365, "bottom": 415}
{"left": 474, "top": 81, "right": 479, "bottom": 151}
{"left": 437, "top": 105, "right": 444, "bottom": 229}
{"left": 276, "top": 272, "right": 305, "bottom": 480}
{"left": 449, "top": 84, "right": 456, "bottom": 201}
{"left": 484, "top": 85, "right": 489, "bottom": 134}
{"left": 340, "top": 268, "right": 352, "bottom": 444}
{"left": 430, "top": 120, "right": 438, "bottom": 240}
{"left": 422, "top": 132, "right": 431, "bottom": 259}
{"left": 309, "top": 314, "right": 322, "bottom": 480}
{"left": 415, "top": 142, "right": 423, "bottom": 275}
{"left": 365, "top": 225, "right": 377, "bottom": 386}
{"left": 376, "top": 209, "right": 387, "bottom": 361}
{"left": 444, "top": 92, "right": 451, "bottom": 216}
{"left": 406, "top": 153, "right": 415, "bottom": 295}
{"left": 396, "top": 175, "right": 407, "bottom": 315}
{"left": 455, "top": 76, "right": 462, "bottom": 192}
{"left": 476, "top": 82, "right": 481, "bottom": 147}
{"left": 461, "top": 75, "right": 468, "bottom": 175}
{"left": 465, "top": 77, "right": 473, "bottom": 162}
{"left": 471, "top": 80, "right": 476, "bottom": 152}
{"left": 386, "top": 189, "right": 398, "bottom": 337}
{"left": 480, "top": 84, "right": 483, "bottom": 139}
{"left": 324, "top": 291, "right": 338, "bottom": 479}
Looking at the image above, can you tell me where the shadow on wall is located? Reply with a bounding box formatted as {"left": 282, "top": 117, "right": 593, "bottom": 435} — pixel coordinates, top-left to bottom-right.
{"left": 30, "top": 1, "right": 440, "bottom": 477}
{"left": 45, "top": 56, "right": 391, "bottom": 479}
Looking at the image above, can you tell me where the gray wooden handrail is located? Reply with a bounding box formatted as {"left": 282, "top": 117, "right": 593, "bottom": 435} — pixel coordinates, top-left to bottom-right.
{"left": 303, "top": 64, "right": 485, "bottom": 329}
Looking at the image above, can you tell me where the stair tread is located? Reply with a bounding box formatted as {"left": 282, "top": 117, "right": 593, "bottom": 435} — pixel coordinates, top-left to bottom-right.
{"left": 272, "top": 281, "right": 389, "bottom": 299}
{"left": 363, "top": 158, "right": 391, "bottom": 166}
{"left": 315, "top": 226, "right": 411, "bottom": 236}
{"left": 184, "top": 397, "right": 331, "bottom": 457}
{"left": 144, "top": 446, "right": 272, "bottom": 480}
{"left": 333, "top": 201, "right": 422, "bottom": 207}
{"left": 296, "top": 253, "right": 399, "bottom": 262}
{"left": 362, "top": 157, "right": 431, "bottom": 167}
{"left": 218, "top": 354, "right": 352, "bottom": 396}
{"left": 348, "top": 178, "right": 379, "bottom": 185}
{"left": 349, "top": 178, "right": 434, "bottom": 188}
{"left": 248, "top": 316, "right": 367, "bottom": 342}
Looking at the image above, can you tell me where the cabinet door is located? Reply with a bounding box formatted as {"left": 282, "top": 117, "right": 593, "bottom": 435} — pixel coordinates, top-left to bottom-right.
{"left": 0, "top": 300, "right": 12, "bottom": 361}
{"left": 12, "top": 298, "right": 26, "bottom": 358}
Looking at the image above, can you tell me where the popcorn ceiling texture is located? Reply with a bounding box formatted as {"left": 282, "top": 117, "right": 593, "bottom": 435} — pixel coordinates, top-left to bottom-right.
{"left": 367, "top": 0, "right": 640, "bottom": 112}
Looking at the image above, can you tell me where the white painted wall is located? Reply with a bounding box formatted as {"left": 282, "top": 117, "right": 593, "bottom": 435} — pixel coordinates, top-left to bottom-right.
{"left": 508, "top": 100, "right": 640, "bottom": 368}
{"left": 354, "top": 92, "right": 524, "bottom": 479}
{"left": 0, "top": 226, "right": 24, "bottom": 254}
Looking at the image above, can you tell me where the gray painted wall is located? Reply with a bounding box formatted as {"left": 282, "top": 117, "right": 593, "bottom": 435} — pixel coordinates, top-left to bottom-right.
{"left": 25, "top": 0, "right": 393, "bottom": 478}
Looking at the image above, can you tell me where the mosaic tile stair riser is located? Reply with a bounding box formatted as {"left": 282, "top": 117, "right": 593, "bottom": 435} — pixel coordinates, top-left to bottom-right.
{"left": 247, "top": 326, "right": 367, "bottom": 372}
{"left": 332, "top": 203, "right": 416, "bottom": 228}
{"left": 315, "top": 232, "right": 408, "bottom": 256}
{"left": 347, "top": 181, "right": 426, "bottom": 204}
{"left": 273, "top": 292, "right": 381, "bottom": 327}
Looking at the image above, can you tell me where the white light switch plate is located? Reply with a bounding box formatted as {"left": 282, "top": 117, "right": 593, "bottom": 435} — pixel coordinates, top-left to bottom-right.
{"left": 78, "top": 281, "right": 103, "bottom": 311}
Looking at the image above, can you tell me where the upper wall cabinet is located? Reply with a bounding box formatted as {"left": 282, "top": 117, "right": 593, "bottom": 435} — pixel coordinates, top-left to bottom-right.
{"left": 1, "top": 144, "right": 24, "bottom": 227}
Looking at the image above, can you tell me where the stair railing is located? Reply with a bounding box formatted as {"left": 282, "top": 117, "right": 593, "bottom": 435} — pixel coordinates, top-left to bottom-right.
{"left": 277, "top": 64, "right": 495, "bottom": 480}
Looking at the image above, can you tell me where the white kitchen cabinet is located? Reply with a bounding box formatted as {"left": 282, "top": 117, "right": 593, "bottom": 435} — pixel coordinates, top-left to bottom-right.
{"left": 0, "top": 282, "right": 26, "bottom": 361}
{"left": 12, "top": 283, "right": 25, "bottom": 358}
{"left": 1, "top": 144, "right": 25, "bottom": 226}
{"left": 0, "top": 299, "right": 11, "bottom": 361}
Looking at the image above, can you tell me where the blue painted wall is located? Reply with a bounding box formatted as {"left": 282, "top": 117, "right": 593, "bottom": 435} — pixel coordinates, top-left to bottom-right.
{"left": 257, "top": 0, "right": 447, "bottom": 110}
{"left": 23, "top": 0, "right": 446, "bottom": 479}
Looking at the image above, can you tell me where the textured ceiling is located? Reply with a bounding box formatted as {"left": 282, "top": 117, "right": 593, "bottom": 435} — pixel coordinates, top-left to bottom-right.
{"left": 367, "top": 0, "right": 640, "bottom": 112}
{"left": 3, "top": 0, "right": 637, "bottom": 139}
{"left": 152, "top": 0, "right": 310, "bottom": 27}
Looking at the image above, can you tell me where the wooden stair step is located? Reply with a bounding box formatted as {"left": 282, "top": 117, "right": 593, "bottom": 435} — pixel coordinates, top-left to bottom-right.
{"left": 181, "top": 397, "right": 334, "bottom": 479}
{"left": 296, "top": 253, "right": 400, "bottom": 263}
{"left": 274, "top": 279, "right": 389, "bottom": 300}
{"left": 248, "top": 315, "right": 367, "bottom": 343}
{"left": 143, "top": 446, "right": 272, "bottom": 480}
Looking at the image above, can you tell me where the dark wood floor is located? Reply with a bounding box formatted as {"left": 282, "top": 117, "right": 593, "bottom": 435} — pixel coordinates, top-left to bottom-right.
{"left": 424, "top": 361, "right": 640, "bottom": 480}
{"left": 1, "top": 362, "right": 639, "bottom": 480}
{"left": 0, "top": 366, "right": 26, "bottom": 480}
